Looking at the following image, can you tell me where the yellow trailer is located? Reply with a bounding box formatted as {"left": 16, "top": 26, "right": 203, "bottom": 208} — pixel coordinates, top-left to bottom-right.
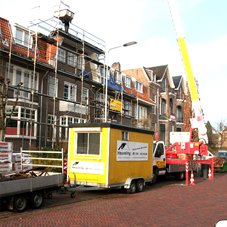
{"left": 67, "top": 123, "right": 154, "bottom": 193}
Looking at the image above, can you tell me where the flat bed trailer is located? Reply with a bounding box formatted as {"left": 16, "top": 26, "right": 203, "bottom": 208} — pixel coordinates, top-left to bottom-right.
{"left": 0, "top": 150, "right": 65, "bottom": 212}
{"left": 0, "top": 171, "right": 64, "bottom": 197}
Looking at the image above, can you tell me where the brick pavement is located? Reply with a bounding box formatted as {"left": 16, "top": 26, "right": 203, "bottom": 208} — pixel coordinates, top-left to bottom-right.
{"left": 1, "top": 173, "right": 227, "bottom": 227}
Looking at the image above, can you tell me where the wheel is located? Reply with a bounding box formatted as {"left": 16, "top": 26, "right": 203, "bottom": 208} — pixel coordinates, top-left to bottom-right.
{"left": 30, "top": 192, "right": 43, "bottom": 209}
{"left": 71, "top": 191, "right": 76, "bottom": 198}
{"left": 13, "top": 195, "right": 27, "bottom": 212}
{"left": 136, "top": 180, "right": 144, "bottom": 192}
{"left": 127, "top": 181, "right": 136, "bottom": 194}
{"left": 176, "top": 172, "right": 185, "bottom": 181}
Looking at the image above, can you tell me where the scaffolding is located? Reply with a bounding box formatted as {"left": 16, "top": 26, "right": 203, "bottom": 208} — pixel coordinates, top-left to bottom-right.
{"left": 0, "top": 4, "right": 106, "bottom": 150}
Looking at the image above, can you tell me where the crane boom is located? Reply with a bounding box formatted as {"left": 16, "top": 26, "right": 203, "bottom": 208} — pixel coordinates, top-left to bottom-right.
{"left": 167, "top": 0, "right": 208, "bottom": 144}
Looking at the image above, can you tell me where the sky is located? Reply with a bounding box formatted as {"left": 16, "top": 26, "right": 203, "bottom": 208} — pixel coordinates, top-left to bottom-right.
{"left": 1, "top": 0, "right": 227, "bottom": 128}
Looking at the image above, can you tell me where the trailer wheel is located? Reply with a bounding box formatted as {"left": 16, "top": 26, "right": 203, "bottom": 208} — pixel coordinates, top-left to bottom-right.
{"left": 127, "top": 181, "right": 136, "bottom": 194}
{"left": 136, "top": 180, "right": 144, "bottom": 192}
{"left": 30, "top": 192, "right": 43, "bottom": 209}
{"left": 13, "top": 195, "right": 27, "bottom": 212}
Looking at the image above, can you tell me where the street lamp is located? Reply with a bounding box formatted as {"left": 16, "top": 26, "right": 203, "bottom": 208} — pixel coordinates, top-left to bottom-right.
{"left": 104, "top": 41, "right": 137, "bottom": 122}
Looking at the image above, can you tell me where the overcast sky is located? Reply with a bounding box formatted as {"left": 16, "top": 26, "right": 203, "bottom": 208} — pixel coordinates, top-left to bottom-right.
{"left": 1, "top": 0, "right": 227, "bottom": 128}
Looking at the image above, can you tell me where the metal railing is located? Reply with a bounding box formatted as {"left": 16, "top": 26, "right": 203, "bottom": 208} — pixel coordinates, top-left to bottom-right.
{"left": 20, "top": 148, "right": 64, "bottom": 173}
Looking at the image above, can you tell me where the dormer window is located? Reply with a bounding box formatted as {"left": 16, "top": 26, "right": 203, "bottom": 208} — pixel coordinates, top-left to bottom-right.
{"left": 125, "top": 76, "right": 131, "bottom": 88}
{"left": 15, "top": 26, "right": 32, "bottom": 48}
{"left": 135, "top": 81, "right": 143, "bottom": 93}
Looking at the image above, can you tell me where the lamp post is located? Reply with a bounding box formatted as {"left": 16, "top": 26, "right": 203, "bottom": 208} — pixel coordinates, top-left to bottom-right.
{"left": 104, "top": 41, "right": 137, "bottom": 122}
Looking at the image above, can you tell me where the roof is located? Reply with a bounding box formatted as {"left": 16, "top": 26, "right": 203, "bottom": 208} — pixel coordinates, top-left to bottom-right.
{"left": 146, "top": 65, "right": 168, "bottom": 80}
{"left": 0, "top": 17, "right": 51, "bottom": 65}
{"left": 146, "top": 64, "right": 175, "bottom": 88}
{"left": 69, "top": 122, "right": 154, "bottom": 135}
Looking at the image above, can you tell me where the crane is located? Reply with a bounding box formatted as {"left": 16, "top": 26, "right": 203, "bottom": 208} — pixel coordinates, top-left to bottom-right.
{"left": 167, "top": 0, "right": 208, "bottom": 144}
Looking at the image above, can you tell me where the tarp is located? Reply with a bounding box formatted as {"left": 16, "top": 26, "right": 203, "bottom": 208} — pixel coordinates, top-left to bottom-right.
{"left": 107, "top": 72, "right": 123, "bottom": 92}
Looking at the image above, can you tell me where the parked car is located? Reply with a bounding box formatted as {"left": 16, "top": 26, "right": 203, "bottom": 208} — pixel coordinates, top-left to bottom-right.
{"left": 214, "top": 150, "right": 227, "bottom": 172}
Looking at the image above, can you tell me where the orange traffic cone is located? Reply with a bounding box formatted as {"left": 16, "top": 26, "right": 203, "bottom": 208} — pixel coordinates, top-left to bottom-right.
{"left": 190, "top": 171, "right": 195, "bottom": 185}
{"left": 208, "top": 167, "right": 212, "bottom": 180}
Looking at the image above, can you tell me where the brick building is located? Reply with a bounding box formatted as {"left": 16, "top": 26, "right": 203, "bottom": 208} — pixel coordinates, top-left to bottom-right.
{"left": 0, "top": 9, "right": 190, "bottom": 151}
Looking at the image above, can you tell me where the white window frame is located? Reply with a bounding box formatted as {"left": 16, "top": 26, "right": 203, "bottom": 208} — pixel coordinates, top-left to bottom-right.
{"left": 9, "top": 64, "right": 39, "bottom": 99}
{"left": 82, "top": 87, "right": 89, "bottom": 105}
{"left": 75, "top": 132, "right": 101, "bottom": 155}
{"left": 15, "top": 26, "right": 32, "bottom": 48}
{"left": 77, "top": 55, "right": 83, "bottom": 70}
{"left": 123, "top": 100, "right": 132, "bottom": 116}
{"left": 47, "top": 114, "right": 56, "bottom": 142}
{"left": 58, "top": 48, "right": 66, "bottom": 63}
{"left": 135, "top": 81, "right": 143, "bottom": 93}
{"left": 64, "top": 82, "right": 77, "bottom": 101}
{"left": 5, "top": 106, "right": 37, "bottom": 139}
{"left": 59, "top": 116, "right": 86, "bottom": 141}
{"left": 67, "top": 52, "right": 77, "bottom": 67}
{"left": 138, "top": 105, "right": 147, "bottom": 119}
{"left": 125, "top": 77, "right": 131, "bottom": 88}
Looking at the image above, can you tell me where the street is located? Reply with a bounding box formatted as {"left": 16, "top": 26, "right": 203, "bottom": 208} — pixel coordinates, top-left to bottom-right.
{"left": 0, "top": 173, "right": 227, "bottom": 227}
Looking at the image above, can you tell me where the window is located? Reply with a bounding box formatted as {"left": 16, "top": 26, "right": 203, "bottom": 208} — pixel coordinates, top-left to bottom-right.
{"left": 48, "top": 76, "right": 58, "bottom": 97}
{"left": 123, "top": 101, "right": 132, "bottom": 116}
{"left": 77, "top": 55, "right": 83, "bottom": 70}
{"left": 161, "top": 79, "right": 166, "bottom": 92}
{"left": 15, "top": 27, "right": 32, "bottom": 48}
{"left": 150, "top": 93, "right": 156, "bottom": 102}
{"left": 67, "top": 52, "right": 77, "bottom": 67}
{"left": 47, "top": 115, "right": 56, "bottom": 141}
{"left": 9, "top": 65, "right": 39, "bottom": 99}
{"left": 95, "top": 92, "right": 105, "bottom": 103}
{"left": 135, "top": 81, "right": 143, "bottom": 93}
{"left": 115, "top": 71, "right": 121, "bottom": 84}
{"left": 176, "top": 106, "right": 183, "bottom": 122}
{"left": 5, "top": 107, "right": 37, "bottom": 138}
{"left": 161, "top": 99, "right": 166, "bottom": 115}
{"left": 159, "top": 124, "right": 166, "bottom": 143}
{"left": 138, "top": 105, "right": 147, "bottom": 119}
{"left": 77, "top": 132, "right": 100, "bottom": 155}
{"left": 59, "top": 116, "right": 85, "bottom": 141}
{"left": 82, "top": 87, "right": 89, "bottom": 105}
{"left": 125, "top": 77, "right": 131, "bottom": 88}
{"left": 64, "top": 82, "right": 76, "bottom": 101}
{"left": 122, "top": 131, "right": 129, "bottom": 141}
{"left": 154, "top": 143, "right": 164, "bottom": 157}
{"left": 58, "top": 48, "right": 66, "bottom": 63}
{"left": 151, "top": 105, "right": 156, "bottom": 114}
{"left": 170, "top": 98, "right": 174, "bottom": 115}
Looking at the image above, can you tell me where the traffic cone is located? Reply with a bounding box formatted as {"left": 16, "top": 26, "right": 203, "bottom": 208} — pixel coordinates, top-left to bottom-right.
{"left": 190, "top": 171, "right": 195, "bottom": 185}
{"left": 208, "top": 167, "right": 212, "bottom": 180}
